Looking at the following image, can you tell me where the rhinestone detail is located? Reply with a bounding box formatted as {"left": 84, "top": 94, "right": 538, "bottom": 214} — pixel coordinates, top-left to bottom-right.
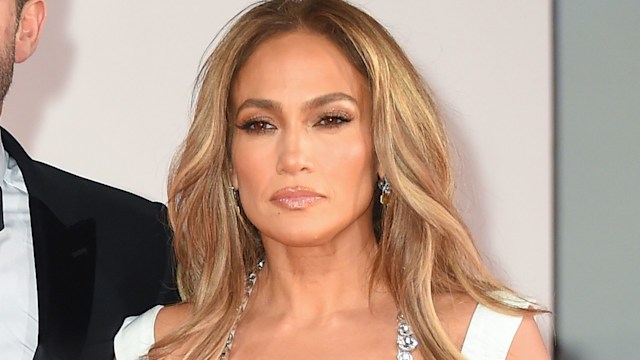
{"left": 396, "top": 314, "right": 419, "bottom": 358}
{"left": 220, "top": 260, "right": 264, "bottom": 360}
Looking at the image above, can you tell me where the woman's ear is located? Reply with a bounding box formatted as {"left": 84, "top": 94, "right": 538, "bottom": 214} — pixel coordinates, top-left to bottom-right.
{"left": 14, "top": 0, "right": 47, "bottom": 63}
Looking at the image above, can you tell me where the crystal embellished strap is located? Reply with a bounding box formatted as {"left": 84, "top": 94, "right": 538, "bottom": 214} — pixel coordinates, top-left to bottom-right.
{"left": 220, "top": 260, "right": 264, "bottom": 360}
{"left": 397, "top": 314, "right": 419, "bottom": 360}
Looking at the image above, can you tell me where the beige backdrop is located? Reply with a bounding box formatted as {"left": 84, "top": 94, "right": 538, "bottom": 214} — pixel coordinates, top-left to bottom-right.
{"left": 4, "top": 0, "right": 553, "bottom": 344}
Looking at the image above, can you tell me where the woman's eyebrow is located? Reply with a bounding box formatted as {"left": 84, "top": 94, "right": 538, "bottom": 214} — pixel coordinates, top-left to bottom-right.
{"left": 235, "top": 98, "right": 282, "bottom": 114}
{"left": 303, "top": 92, "right": 357, "bottom": 110}
{"left": 236, "top": 92, "right": 357, "bottom": 115}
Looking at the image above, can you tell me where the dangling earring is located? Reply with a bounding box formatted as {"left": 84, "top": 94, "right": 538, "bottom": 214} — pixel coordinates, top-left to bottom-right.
{"left": 230, "top": 186, "right": 240, "bottom": 209}
{"left": 377, "top": 176, "right": 391, "bottom": 205}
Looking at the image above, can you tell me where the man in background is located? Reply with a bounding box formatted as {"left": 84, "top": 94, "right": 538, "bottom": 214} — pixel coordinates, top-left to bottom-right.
{"left": 0, "top": 0, "right": 180, "bottom": 359}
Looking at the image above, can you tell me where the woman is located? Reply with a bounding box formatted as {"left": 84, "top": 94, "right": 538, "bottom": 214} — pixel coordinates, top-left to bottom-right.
{"left": 115, "top": 0, "right": 549, "bottom": 359}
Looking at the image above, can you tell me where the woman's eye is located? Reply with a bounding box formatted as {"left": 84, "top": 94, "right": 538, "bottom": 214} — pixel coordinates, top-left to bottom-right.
{"left": 315, "top": 114, "right": 351, "bottom": 128}
{"left": 238, "top": 120, "right": 276, "bottom": 133}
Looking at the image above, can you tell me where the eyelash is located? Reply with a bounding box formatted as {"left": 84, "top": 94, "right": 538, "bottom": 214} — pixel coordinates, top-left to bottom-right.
{"left": 314, "top": 112, "right": 352, "bottom": 128}
{"left": 237, "top": 112, "right": 352, "bottom": 134}
{"left": 237, "top": 118, "right": 276, "bottom": 134}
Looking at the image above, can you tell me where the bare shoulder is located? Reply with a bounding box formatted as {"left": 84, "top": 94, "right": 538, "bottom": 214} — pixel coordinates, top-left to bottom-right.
{"left": 155, "top": 302, "right": 193, "bottom": 341}
{"left": 433, "top": 293, "right": 478, "bottom": 349}
{"left": 507, "top": 314, "right": 550, "bottom": 359}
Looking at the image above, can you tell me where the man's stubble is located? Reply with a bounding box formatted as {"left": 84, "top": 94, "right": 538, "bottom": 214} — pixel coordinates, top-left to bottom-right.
{"left": 0, "top": 25, "right": 16, "bottom": 103}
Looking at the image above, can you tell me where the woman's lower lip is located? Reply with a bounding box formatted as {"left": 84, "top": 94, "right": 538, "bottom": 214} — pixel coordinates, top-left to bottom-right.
{"left": 271, "top": 196, "right": 324, "bottom": 210}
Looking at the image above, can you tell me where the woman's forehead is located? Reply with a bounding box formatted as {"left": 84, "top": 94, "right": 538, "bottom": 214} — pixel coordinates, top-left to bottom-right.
{"left": 231, "top": 31, "right": 369, "bottom": 109}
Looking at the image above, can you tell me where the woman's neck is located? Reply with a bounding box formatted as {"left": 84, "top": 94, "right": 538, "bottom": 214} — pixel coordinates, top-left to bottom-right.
{"left": 254, "top": 232, "right": 384, "bottom": 322}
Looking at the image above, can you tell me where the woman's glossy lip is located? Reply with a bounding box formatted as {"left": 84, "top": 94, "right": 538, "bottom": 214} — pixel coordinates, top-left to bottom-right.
{"left": 270, "top": 187, "right": 325, "bottom": 210}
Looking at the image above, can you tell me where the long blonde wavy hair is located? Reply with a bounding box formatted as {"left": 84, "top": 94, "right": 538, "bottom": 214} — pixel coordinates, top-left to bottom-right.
{"left": 152, "top": 1, "right": 536, "bottom": 359}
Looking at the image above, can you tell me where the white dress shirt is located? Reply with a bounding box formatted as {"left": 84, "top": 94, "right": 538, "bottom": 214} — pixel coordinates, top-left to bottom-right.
{"left": 0, "top": 136, "right": 38, "bottom": 360}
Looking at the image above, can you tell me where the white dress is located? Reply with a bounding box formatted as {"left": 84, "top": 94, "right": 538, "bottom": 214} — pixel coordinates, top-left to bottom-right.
{"left": 114, "top": 301, "right": 528, "bottom": 360}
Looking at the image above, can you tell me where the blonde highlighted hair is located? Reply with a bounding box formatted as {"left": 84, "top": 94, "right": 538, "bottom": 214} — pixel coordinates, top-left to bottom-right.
{"left": 152, "top": 0, "right": 536, "bottom": 359}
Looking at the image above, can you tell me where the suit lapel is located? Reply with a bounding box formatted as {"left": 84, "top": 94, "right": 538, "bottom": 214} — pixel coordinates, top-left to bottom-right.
{"left": 30, "top": 198, "right": 96, "bottom": 359}
{"left": 2, "top": 128, "right": 96, "bottom": 359}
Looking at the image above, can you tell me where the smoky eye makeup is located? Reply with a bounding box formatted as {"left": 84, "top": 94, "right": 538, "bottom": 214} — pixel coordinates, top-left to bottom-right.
{"left": 314, "top": 110, "right": 353, "bottom": 128}
{"left": 236, "top": 117, "right": 277, "bottom": 134}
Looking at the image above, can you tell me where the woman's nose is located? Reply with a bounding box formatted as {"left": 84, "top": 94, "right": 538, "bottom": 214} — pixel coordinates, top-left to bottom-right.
{"left": 276, "top": 128, "right": 313, "bottom": 175}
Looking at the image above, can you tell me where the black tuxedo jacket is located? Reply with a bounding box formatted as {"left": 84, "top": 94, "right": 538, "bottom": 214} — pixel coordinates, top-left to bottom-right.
{"left": 1, "top": 129, "right": 180, "bottom": 360}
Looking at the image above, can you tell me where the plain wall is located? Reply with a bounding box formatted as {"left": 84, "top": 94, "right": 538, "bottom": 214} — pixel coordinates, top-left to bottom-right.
{"left": 3, "top": 0, "right": 553, "bottom": 343}
{"left": 556, "top": 1, "right": 640, "bottom": 358}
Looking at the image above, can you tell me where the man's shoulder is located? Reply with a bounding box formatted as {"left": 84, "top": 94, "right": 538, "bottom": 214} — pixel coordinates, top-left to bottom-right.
{"left": 2, "top": 128, "right": 166, "bottom": 223}
{"left": 27, "top": 159, "right": 167, "bottom": 229}
{"left": 35, "top": 159, "right": 161, "bottom": 208}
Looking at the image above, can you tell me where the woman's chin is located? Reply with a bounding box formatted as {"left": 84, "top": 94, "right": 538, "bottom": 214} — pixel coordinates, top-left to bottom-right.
{"left": 261, "top": 231, "right": 332, "bottom": 249}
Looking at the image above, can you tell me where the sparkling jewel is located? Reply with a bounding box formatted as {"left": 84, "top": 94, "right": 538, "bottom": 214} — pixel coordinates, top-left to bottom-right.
{"left": 398, "top": 322, "right": 411, "bottom": 336}
{"left": 397, "top": 334, "right": 419, "bottom": 351}
{"left": 397, "top": 350, "right": 414, "bottom": 360}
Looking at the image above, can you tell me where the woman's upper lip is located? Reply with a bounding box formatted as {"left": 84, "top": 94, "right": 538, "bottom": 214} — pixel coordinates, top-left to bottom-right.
{"left": 270, "top": 187, "right": 324, "bottom": 200}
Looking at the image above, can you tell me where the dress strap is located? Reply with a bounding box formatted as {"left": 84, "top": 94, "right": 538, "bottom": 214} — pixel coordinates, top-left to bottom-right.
{"left": 460, "top": 304, "right": 523, "bottom": 360}
{"left": 114, "top": 305, "right": 164, "bottom": 360}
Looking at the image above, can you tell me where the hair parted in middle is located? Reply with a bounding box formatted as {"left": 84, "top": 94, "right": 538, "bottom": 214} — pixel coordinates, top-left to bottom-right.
{"left": 156, "top": 1, "right": 532, "bottom": 359}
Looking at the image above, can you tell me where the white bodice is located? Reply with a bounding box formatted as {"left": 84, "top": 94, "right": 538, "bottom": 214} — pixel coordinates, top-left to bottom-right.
{"left": 114, "top": 301, "right": 527, "bottom": 360}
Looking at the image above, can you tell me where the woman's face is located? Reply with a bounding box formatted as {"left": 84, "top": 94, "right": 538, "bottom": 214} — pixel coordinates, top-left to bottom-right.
{"left": 231, "top": 30, "right": 376, "bottom": 248}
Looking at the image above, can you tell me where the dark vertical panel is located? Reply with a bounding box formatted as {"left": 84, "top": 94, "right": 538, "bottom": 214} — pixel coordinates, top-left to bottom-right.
{"left": 556, "top": 1, "right": 640, "bottom": 358}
